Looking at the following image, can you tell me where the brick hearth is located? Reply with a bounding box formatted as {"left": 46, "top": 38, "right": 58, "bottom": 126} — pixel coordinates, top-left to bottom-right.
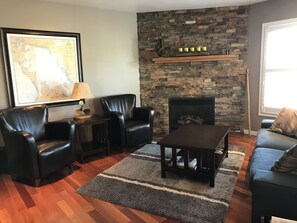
{"left": 137, "top": 6, "right": 249, "bottom": 134}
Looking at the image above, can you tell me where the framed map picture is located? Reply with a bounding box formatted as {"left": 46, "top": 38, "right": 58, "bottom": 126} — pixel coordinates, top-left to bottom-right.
{"left": 0, "top": 28, "right": 83, "bottom": 107}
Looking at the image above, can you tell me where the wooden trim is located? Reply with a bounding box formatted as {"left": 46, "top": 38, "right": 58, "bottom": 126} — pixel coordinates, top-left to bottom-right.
{"left": 247, "top": 68, "right": 251, "bottom": 137}
{"left": 152, "top": 54, "right": 238, "bottom": 63}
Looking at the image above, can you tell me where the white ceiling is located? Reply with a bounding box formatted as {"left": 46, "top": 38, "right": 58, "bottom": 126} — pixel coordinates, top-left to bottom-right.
{"left": 40, "top": 0, "right": 269, "bottom": 13}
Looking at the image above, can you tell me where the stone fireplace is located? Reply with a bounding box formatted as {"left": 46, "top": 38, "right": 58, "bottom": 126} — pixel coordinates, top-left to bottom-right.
{"left": 137, "top": 6, "right": 248, "bottom": 135}
{"left": 169, "top": 97, "right": 215, "bottom": 132}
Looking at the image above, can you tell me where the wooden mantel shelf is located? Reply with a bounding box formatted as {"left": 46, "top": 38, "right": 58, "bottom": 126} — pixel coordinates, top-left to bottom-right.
{"left": 152, "top": 54, "right": 238, "bottom": 63}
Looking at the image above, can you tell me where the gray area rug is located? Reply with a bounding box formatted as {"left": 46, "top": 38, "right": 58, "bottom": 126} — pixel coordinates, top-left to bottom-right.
{"left": 77, "top": 144, "right": 246, "bottom": 223}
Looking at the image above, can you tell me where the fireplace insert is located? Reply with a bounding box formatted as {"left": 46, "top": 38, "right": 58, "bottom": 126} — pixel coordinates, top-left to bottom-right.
{"left": 168, "top": 97, "right": 215, "bottom": 132}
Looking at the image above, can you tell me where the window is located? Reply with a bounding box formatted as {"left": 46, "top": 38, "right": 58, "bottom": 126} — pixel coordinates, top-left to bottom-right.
{"left": 259, "top": 18, "right": 297, "bottom": 116}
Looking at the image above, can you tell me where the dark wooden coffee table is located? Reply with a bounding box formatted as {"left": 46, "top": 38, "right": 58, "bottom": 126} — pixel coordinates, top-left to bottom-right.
{"left": 157, "top": 124, "right": 229, "bottom": 187}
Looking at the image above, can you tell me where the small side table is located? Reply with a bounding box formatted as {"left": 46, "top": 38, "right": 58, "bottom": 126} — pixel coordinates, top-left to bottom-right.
{"left": 72, "top": 115, "right": 110, "bottom": 163}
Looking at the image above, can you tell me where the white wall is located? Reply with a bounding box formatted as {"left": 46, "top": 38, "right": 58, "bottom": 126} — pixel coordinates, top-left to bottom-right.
{"left": 0, "top": 0, "right": 140, "bottom": 121}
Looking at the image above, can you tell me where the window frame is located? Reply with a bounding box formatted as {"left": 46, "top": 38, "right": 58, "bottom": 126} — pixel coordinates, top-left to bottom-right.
{"left": 259, "top": 17, "right": 297, "bottom": 117}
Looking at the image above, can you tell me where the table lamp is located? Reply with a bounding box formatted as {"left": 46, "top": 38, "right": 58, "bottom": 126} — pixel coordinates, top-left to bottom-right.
{"left": 70, "top": 82, "right": 94, "bottom": 120}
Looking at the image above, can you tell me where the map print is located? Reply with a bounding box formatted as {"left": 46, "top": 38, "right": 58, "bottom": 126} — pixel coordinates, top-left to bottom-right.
{"left": 7, "top": 34, "right": 79, "bottom": 105}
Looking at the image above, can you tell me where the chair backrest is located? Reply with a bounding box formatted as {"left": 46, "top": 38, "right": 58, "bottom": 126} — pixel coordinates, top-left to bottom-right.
{"left": 0, "top": 105, "right": 48, "bottom": 141}
{"left": 100, "top": 94, "right": 136, "bottom": 120}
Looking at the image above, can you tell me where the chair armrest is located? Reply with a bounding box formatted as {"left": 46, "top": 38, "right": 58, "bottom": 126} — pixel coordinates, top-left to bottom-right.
{"left": 105, "top": 111, "right": 125, "bottom": 128}
{"left": 104, "top": 111, "right": 126, "bottom": 146}
{"left": 133, "top": 107, "right": 154, "bottom": 144}
{"left": 45, "top": 121, "right": 75, "bottom": 141}
{"left": 4, "top": 131, "right": 39, "bottom": 179}
{"left": 133, "top": 107, "right": 154, "bottom": 122}
{"left": 261, "top": 119, "right": 275, "bottom": 129}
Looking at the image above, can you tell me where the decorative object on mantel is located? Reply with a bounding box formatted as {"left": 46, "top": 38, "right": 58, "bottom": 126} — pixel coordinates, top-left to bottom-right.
{"left": 152, "top": 54, "right": 238, "bottom": 63}
{"left": 177, "top": 45, "right": 208, "bottom": 55}
{"left": 222, "top": 49, "right": 230, "bottom": 55}
{"left": 155, "top": 38, "right": 164, "bottom": 57}
{"left": 71, "top": 82, "right": 94, "bottom": 120}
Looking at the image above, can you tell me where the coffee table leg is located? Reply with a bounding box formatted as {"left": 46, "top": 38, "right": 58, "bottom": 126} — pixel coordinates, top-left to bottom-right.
{"left": 225, "top": 133, "right": 229, "bottom": 158}
{"left": 184, "top": 149, "right": 189, "bottom": 172}
{"left": 172, "top": 148, "right": 177, "bottom": 168}
{"left": 209, "top": 152, "right": 215, "bottom": 187}
{"left": 160, "top": 145, "right": 166, "bottom": 178}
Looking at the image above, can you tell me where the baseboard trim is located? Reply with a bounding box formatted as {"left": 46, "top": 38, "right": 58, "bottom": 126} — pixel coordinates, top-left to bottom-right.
{"left": 243, "top": 129, "right": 258, "bottom": 136}
{"left": 272, "top": 216, "right": 297, "bottom": 223}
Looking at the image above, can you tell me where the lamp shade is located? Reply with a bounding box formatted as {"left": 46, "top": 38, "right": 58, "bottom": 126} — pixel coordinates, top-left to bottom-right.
{"left": 71, "top": 82, "right": 93, "bottom": 99}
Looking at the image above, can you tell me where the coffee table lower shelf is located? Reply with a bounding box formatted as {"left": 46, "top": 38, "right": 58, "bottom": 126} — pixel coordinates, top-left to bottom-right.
{"left": 162, "top": 149, "right": 228, "bottom": 186}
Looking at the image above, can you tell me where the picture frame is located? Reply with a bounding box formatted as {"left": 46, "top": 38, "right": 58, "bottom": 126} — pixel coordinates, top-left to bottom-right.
{"left": 0, "top": 28, "right": 83, "bottom": 107}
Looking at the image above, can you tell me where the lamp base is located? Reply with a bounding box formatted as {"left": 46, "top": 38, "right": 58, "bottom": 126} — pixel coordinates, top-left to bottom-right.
{"left": 73, "top": 114, "right": 92, "bottom": 120}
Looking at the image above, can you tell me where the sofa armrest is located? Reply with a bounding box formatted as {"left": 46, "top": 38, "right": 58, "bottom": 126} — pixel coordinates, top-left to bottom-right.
{"left": 253, "top": 169, "right": 297, "bottom": 190}
{"left": 261, "top": 119, "right": 275, "bottom": 129}
{"left": 252, "top": 170, "right": 297, "bottom": 222}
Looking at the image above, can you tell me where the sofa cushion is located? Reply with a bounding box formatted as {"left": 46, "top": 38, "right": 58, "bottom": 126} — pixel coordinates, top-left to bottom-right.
{"left": 250, "top": 147, "right": 284, "bottom": 181}
{"left": 271, "top": 144, "right": 297, "bottom": 175}
{"left": 269, "top": 107, "right": 297, "bottom": 138}
{"left": 255, "top": 129, "right": 297, "bottom": 151}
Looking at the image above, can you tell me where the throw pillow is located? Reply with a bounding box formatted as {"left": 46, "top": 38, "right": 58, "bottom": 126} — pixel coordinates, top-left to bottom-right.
{"left": 269, "top": 107, "right": 297, "bottom": 138}
{"left": 271, "top": 144, "right": 297, "bottom": 175}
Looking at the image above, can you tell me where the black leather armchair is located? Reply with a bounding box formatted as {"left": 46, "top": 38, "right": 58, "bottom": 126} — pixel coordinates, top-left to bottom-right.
{"left": 0, "top": 105, "right": 75, "bottom": 186}
{"left": 100, "top": 94, "right": 154, "bottom": 149}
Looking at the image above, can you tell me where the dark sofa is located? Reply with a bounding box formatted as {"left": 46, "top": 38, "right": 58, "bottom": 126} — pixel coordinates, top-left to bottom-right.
{"left": 249, "top": 119, "right": 297, "bottom": 223}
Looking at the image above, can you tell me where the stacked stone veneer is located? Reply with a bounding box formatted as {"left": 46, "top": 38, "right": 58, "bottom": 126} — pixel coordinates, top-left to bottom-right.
{"left": 137, "top": 6, "right": 249, "bottom": 135}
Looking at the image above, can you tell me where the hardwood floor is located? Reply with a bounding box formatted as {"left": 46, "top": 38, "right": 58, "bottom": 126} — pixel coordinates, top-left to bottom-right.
{"left": 0, "top": 133, "right": 256, "bottom": 223}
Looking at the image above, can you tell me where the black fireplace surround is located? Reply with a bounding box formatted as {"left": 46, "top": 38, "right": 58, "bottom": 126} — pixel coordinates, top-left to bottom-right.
{"left": 168, "top": 97, "right": 215, "bottom": 132}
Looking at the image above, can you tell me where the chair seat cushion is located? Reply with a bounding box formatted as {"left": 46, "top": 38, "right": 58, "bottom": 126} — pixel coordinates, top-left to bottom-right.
{"left": 37, "top": 140, "right": 73, "bottom": 177}
{"left": 125, "top": 121, "right": 150, "bottom": 146}
{"left": 250, "top": 147, "right": 284, "bottom": 181}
